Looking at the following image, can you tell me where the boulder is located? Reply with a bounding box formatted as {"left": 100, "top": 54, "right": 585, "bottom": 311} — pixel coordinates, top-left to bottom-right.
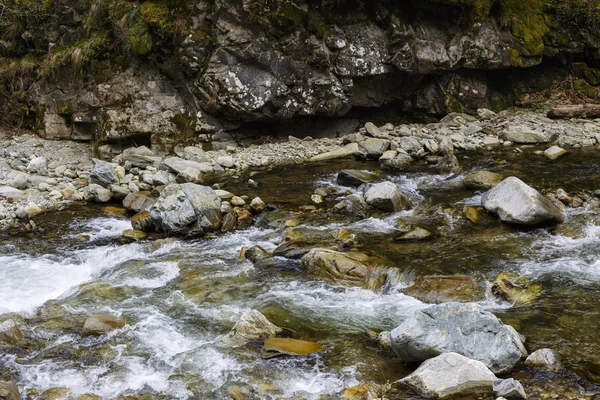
{"left": 160, "top": 157, "right": 213, "bottom": 176}
{"left": 82, "top": 313, "right": 126, "bottom": 336}
{"left": 149, "top": 183, "right": 221, "bottom": 236}
{"left": 221, "top": 310, "right": 282, "bottom": 347}
{"left": 301, "top": 248, "right": 389, "bottom": 290}
{"left": 261, "top": 337, "right": 324, "bottom": 358}
{"left": 380, "top": 153, "right": 413, "bottom": 171}
{"left": 310, "top": 143, "right": 360, "bottom": 162}
{"left": 26, "top": 157, "right": 47, "bottom": 172}
{"left": 395, "top": 225, "right": 432, "bottom": 241}
{"left": 493, "top": 378, "right": 527, "bottom": 399}
{"left": 8, "top": 171, "right": 28, "bottom": 190}
{"left": 463, "top": 171, "right": 503, "bottom": 190}
{"left": 131, "top": 211, "right": 153, "bottom": 231}
{"left": 337, "top": 169, "right": 379, "bottom": 187}
{"left": 0, "top": 381, "right": 19, "bottom": 400}
{"left": 502, "top": 128, "right": 551, "bottom": 144}
{"left": 482, "top": 177, "right": 564, "bottom": 225}
{"left": 437, "top": 154, "right": 461, "bottom": 173}
{"left": 84, "top": 184, "right": 112, "bottom": 203}
{"left": 544, "top": 146, "right": 568, "bottom": 160}
{"left": 396, "top": 352, "right": 496, "bottom": 398}
{"left": 123, "top": 153, "right": 161, "bottom": 168}
{"left": 122, "top": 229, "right": 147, "bottom": 241}
{"left": 524, "top": 348, "right": 561, "bottom": 372}
{"left": 123, "top": 191, "right": 155, "bottom": 213}
{"left": 403, "top": 275, "right": 482, "bottom": 304}
{"left": 244, "top": 245, "right": 272, "bottom": 263}
{"left": 492, "top": 272, "right": 542, "bottom": 307}
{"left": 331, "top": 194, "right": 371, "bottom": 218}
{"left": 249, "top": 197, "right": 266, "bottom": 214}
{"left": 390, "top": 303, "right": 527, "bottom": 374}
{"left": 90, "top": 160, "right": 119, "bottom": 188}
{"left": 359, "top": 138, "right": 390, "bottom": 159}
{"left": 0, "top": 319, "right": 23, "bottom": 345}
{"left": 364, "top": 181, "right": 412, "bottom": 212}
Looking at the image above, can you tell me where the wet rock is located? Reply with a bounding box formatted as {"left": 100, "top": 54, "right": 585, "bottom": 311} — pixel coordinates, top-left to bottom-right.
{"left": 244, "top": 245, "right": 272, "bottom": 264}
{"left": 395, "top": 225, "right": 432, "bottom": 241}
{"left": 337, "top": 169, "right": 379, "bottom": 187}
{"left": 0, "top": 319, "right": 23, "bottom": 345}
{"left": 149, "top": 183, "right": 221, "bottom": 236}
{"left": 377, "top": 331, "right": 392, "bottom": 350}
{"left": 396, "top": 352, "right": 496, "bottom": 398}
{"left": 332, "top": 194, "right": 370, "bottom": 218}
{"left": 220, "top": 212, "right": 237, "bottom": 232}
{"left": 493, "top": 378, "right": 527, "bottom": 399}
{"left": 359, "top": 138, "right": 390, "bottom": 159}
{"left": 364, "top": 181, "right": 412, "bottom": 212}
{"left": 463, "top": 171, "right": 503, "bottom": 190}
{"left": 544, "top": 145, "right": 568, "bottom": 161}
{"left": 249, "top": 197, "right": 266, "bottom": 214}
{"left": 84, "top": 184, "right": 112, "bottom": 203}
{"left": 131, "top": 211, "right": 153, "bottom": 231}
{"left": 310, "top": 143, "right": 360, "bottom": 162}
{"left": 149, "top": 238, "right": 176, "bottom": 253}
{"left": 122, "top": 229, "right": 147, "bottom": 241}
{"left": 437, "top": 154, "right": 461, "bottom": 173}
{"left": 482, "top": 177, "right": 564, "bottom": 225}
{"left": 235, "top": 208, "right": 253, "bottom": 229}
{"left": 301, "top": 248, "right": 388, "bottom": 290}
{"left": 123, "top": 191, "right": 155, "bottom": 213}
{"left": 39, "top": 387, "right": 73, "bottom": 400}
{"left": 463, "top": 205, "right": 496, "bottom": 226}
{"left": 231, "top": 196, "right": 246, "bottom": 206}
{"left": 390, "top": 303, "right": 527, "bottom": 374}
{"left": 342, "top": 382, "right": 391, "bottom": 400}
{"left": 525, "top": 348, "right": 561, "bottom": 371}
{"left": 221, "top": 310, "right": 282, "bottom": 347}
{"left": 380, "top": 153, "right": 413, "bottom": 171}
{"left": 104, "top": 206, "right": 128, "bottom": 217}
{"left": 403, "top": 275, "right": 482, "bottom": 304}
{"left": 90, "top": 160, "right": 119, "bottom": 188}
{"left": 0, "top": 381, "right": 19, "bottom": 400}
{"left": 261, "top": 337, "right": 324, "bottom": 358}
{"left": 492, "top": 272, "right": 542, "bottom": 307}
{"left": 82, "top": 313, "right": 126, "bottom": 336}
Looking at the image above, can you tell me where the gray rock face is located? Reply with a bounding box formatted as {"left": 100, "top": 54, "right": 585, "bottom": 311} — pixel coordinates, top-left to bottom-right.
{"left": 397, "top": 352, "right": 496, "bottom": 398}
{"left": 390, "top": 303, "right": 527, "bottom": 374}
{"left": 364, "top": 181, "right": 412, "bottom": 212}
{"left": 337, "top": 169, "right": 379, "bottom": 187}
{"left": 524, "top": 348, "right": 561, "bottom": 371}
{"left": 150, "top": 183, "right": 221, "bottom": 236}
{"left": 482, "top": 177, "right": 564, "bottom": 225}
{"left": 90, "top": 160, "right": 119, "bottom": 188}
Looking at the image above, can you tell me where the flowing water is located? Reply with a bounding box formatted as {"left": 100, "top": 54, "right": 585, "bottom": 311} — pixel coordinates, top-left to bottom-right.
{"left": 1, "top": 148, "right": 600, "bottom": 399}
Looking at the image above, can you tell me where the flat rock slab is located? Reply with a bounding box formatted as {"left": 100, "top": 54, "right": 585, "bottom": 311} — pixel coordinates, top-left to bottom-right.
{"left": 482, "top": 177, "right": 564, "bottom": 225}
{"left": 310, "top": 143, "right": 359, "bottom": 162}
{"left": 397, "top": 352, "right": 496, "bottom": 398}
{"left": 544, "top": 146, "right": 568, "bottom": 160}
{"left": 390, "top": 302, "right": 527, "bottom": 374}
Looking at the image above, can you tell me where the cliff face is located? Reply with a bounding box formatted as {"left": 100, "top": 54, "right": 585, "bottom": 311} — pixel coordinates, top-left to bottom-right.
{"left": 1, "top": 0, "right": 600, "bottom": 152}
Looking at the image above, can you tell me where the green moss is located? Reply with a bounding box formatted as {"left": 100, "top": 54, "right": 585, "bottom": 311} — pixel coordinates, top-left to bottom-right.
{"left": 573, "top": 79, "right": 596, "bottom": 98}
{"left": 171, "top": 112, "right": 196, "bottom": 136}
{"left": 498, "top": 0, "right": 549, "bottom": 57}
{"left": 128, "top": 18, "right": 153, "bottom": 55}
{"left": 140, "top": 2, "right": 171, "bottom": 32}
{"left": 247, "top": 0, "right": 307, "bottom": 37}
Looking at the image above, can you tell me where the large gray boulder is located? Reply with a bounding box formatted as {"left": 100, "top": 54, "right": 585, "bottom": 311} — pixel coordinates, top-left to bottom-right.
{"left": 397, "top": 352, "right": 496, "bottom": 398}
{"left": 390, "top": 303, "right": 527, "bottom": 374}
{"left": 150, "top": 183, "right": 221, "bottom": 236}
{"left": 90, "top": 160, "right": 119, "bottom": 188}
{"left": 364, "top": 181, "right": 412, "bottom": 212}
{"left": 482, "top": 177, "right": 564, "bottom": 225}
{"left": 337, "top": 169, "right": 379, "bottom": 187}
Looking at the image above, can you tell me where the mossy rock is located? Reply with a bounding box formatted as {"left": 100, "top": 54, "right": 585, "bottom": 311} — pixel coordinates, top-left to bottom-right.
{"left": 573, "top": 78, "right": 596, "bottom": 98}
{"left": 403, "top": 275, "right": 482, "bottom": 303}
{"left": 571, "top": 62, "right": 600, "bottom": 86}
{"left": 492, "top": 272, "right": 542, "bottom": 307}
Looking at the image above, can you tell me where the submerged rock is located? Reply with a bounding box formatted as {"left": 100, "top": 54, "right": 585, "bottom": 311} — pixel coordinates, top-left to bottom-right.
{"left": 544, "top": 145, "right": 568, "bottom": 160}
{"left": 244, "top": 245, "right": 272, "bottom": 264}
{"left": 394, "top": 225, "right": 432, "bottom": 241}
{"left": 482, "top": 177, "right": 564, "bottom": 225}
{"left": 221, "top": 310, "right": 282, "bottom": 347}
{"left": 261, "top": 337, "right": 324, "bottom": 358}
{"left": 364, "top": 181, "right": 412, "bottom": 212}
{"left": 463, "top": 171, "right": 503, "bottom": 190}
{"left": 396, "top": 352, "right": 496, "bottom": 398}
{"left": 82, "top": 314, "right": 126, "bottom": 336}
{"left": 0, "top": 320, "right": 23, "bottom": 345}
{"left": 0, "top": 381, "right": 19, "bottom": 400}
{"left": 337, "top": 169, "right": 379, "bottom": 187}
{"left": 492, "top": 272, "right": 542, "bottom": 307}
{"left": 331, "top": 194, "right": 371, "bottom": 218}
{"left": 301, "top": 248, "right": 389, "bottom": 290}
{"left": 403, "top": 275, "right": 482, "bottom": 304}
{"left": 524, "top": 348, "right": 561, "bottom": 372}
{"left": 122, "top": 229, "right": 147, "bottom": 241}
{"left": 390, "top": 303, "right": 527, "bottom": 374}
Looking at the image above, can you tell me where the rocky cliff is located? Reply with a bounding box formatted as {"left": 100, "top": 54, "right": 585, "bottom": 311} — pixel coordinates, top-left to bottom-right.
{"left": 1, "top": 0, "right": 600, "bottom": 154}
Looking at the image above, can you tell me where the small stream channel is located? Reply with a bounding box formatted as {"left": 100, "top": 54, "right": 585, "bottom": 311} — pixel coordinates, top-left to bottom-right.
{"left": 1, "top": 147, "right": 600, "bottom": 399}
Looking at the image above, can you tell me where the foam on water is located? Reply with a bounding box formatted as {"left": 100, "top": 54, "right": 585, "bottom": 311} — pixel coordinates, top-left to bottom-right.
{"left": 70, "top": 217, "right": 133, "bottom": 241}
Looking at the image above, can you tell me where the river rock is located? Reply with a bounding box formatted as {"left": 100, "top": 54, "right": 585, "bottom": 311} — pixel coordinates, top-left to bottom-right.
{"left": 249, "top": 197, "right": 266, "bottom": 214}
{"left": 380, "top": 153, "right": 413, "bottom": 171}
{"left": 493, "top": 378, "right": 527, "bottom": 399}
{"left": 395, "top": 225, "right": 432, "bottom": 241}
{"left": 337, "top": 169, "right": 379, "bottom": 187}
{"left": 482, "top": 177, "right": 564, "bottom": 225}
{"left": 261, "top": 337, "right": 324, "bottom": 358}
{"left": 390, "top": 303, "right": 527, "bottom": 374}
{"left": 437, "top": 154, "right": 461, "bottom": 173}
{"left": 359, "top": 138, "right": 390, "bottom": 159}
{"left": 149, "top": 183, "right": 221, "bottom": 236}
{"left": 122, "top": 229, "right": 147, "bottom": 241}
{"left": 463, "top": 171, "right": 503, "bottom": 190}
{"left": 26, "top": 157, "right": 47, "bottom": 172}
{"left": 221, "top": 310, "right": 282, "bottom": 347}
{"left": 403, "top": 275, "right": 482, "bottom": 304}
{"left": 492, "top": 272, "right": 542, "bottom": 307}
{"left": 131, "top": 211, "right": 153, "bottom": 231}
{"left": 123, "top": 191, "right": 154, "bottom": 212}
{"left": 84, "top": 184, "right": 112, "bottom": 203}
{"left": 0, "top": 187, "right": 26, "bottom": 202}
{"left": 332, "top": 194, "right": 370, "bottom": 218}
{"left": 364, "top": 181, "right": 412, "bottom": 212}
{"left": 123, "top": 153, "right": 161, "bottom": 168}
{"left": 0, "top": 319, "right": 23, "bottom": 345}
{"left": 8, "top": 171, "right": 28, "bottom": 190}
{"left": 301, "top": 248, "right": 388, "bottom": 290}
{"left": 90, "top": 160, "right": 119, "bottom": 188}
{"left": 524, "top": 348, "right": 561, "bottom": 371}
{"left": 0, "top": 381, "right": 19, "bottom": 400}
{"left": 161, "top": 157, "right": 213, "bottom": 176}
{"left": 396, "top": 352, "right": 496, "bottom": 398}
{"left": 310, "top": 143, "right": 360, "bottom": 162}
{"left": 244, "top": 245, "right": 272, "bottom": 263}
{"left": 502, "top": 127, "right": 551, "bottom": 144}
{"left": 544, "top": 145, "right": 568, "bottom": 160}
{"left": 82, "top": 313, "right": 126, "bottom": 336}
